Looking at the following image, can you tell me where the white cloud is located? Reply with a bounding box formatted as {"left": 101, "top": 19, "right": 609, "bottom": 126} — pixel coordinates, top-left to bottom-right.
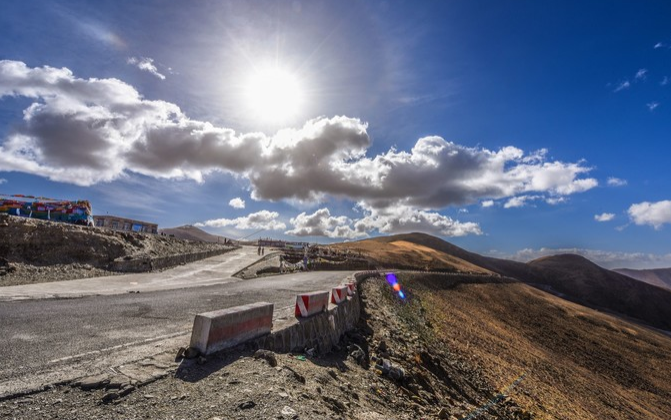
{"left": 458, "top": 208, "right": 469, "bottom": 213}
{"left": 0, "top": 178, "right": 6, "bottom": 185}
{"left": 495, "top": 247, "right": 671, "bottom": 270}
{"left": 228, "top": 197, "right": 245, "bottom": 209}
{"left": 127, "top": 57, "right": 166, "bottom": 80}
{"left": 654, "top": 42, "right": 665, "bottom": 49}
{"left": 628, "top": 200, "right": 671, "bottom": 229}
{"left": 635, "top": 68, "right": 648, "bottom": 81}
{"left": 195, "top": 210, "right": 285, "bottom": 230}
{"left": 614, "top": 80, "right": 630, "bottom": 92}
{"left": 286, "top": 205, "right": 482, "bottom": 239}
{"left": 647, "top": 102, "right": 659, "bottom": 111}
{"left": 607, "top": 177, "right": 627, "bottom": 187}
{"left": 594, "top": 213, "right": 615, "bottom": 222}
{"left": 0, "top": 60, "right": 599, "bottom": 225}
{"left": 286, "top": 208, "right": 364, "bottom": 239}
{"left": 661, "top": 76, "right": 669, "bottom": 86}
{"left": 545, "top": 196, "right": 566, "bottom": 205}
{"left": 353, "top": 204, "right": 482, "bottom": 238}
{"left": 504, "top": 195, "right": 540, "bottom": 209}
{"left": 481, "top": 200, "right": 495, "bottom": 208}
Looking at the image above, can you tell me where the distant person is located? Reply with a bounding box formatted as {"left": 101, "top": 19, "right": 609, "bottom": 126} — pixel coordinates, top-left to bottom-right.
{"left": 262, "top": 247, "right": 265, "bottom": 255}
{"left": 257, "top": 246, "right": 261, "bottom": 255}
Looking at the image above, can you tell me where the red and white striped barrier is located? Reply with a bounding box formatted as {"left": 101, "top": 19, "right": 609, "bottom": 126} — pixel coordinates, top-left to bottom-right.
{"left": 295, "top": 291, "right": 330, "bottom": 318}
{"left": 331, "top": 286, "right": 348, "bottom": 304}
{"left": 346, "top": 282, "right": 356, "bottom": 296}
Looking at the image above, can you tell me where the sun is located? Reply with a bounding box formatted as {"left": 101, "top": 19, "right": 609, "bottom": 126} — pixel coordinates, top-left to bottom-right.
{"left": 244, "top": 66, "right": 304, "bottom": 123}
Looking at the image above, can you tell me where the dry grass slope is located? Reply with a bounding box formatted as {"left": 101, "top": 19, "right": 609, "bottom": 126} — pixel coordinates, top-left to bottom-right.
{"left": 332, "top": 235, "right": 492, "bottom": 274}
{"left": 402, "top": 274, "right": 671, "bottom": 420}
{"left": 342, "top": 233, "right": 671, "bottom": 333}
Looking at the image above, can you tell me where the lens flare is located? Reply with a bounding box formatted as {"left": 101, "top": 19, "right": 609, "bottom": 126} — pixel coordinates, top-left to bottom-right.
{"left": 385, "top": 273, "right": 406, "bottom": 300}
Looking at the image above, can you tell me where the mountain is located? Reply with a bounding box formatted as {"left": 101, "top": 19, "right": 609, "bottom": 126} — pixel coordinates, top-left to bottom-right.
{"left": 614, "top": 267, "right": 671, "bottom": 291}
{"left": 159, "top": 225, "right": 230, "bottom": 243}
{"left": 527, "top": 255, "right": 671, "bottom": 331}
{"left": 397, "top": 273, "right": 671, "bottom": 419}
{"left": 340, "top": 232, "right": 671, "bottom": 332}
{"left": 330, "top": 234, "right": 492, "bottom": 274}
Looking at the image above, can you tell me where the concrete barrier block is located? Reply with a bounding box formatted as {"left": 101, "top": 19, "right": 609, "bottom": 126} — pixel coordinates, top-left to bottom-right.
{"left": 295, "top": 291, "right": 329, "bottom": 318}
{"left": 345, "top": 282, "right": 356, "bottom": 296}
{"left": 331, "top": 286, "right": 348, "bottom": 304}
{"left": 190, "top": 302, "right": 273, "bottom": 355}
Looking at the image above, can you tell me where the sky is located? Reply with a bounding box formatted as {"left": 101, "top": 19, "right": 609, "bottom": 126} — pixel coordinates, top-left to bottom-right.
{"left": 1, "top": 0, "right": 671, "bottom": 269}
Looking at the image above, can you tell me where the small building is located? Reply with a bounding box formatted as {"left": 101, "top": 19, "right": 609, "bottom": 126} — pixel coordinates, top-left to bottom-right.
{"left": 94, "top": 215, "right": 158, "bottom": 234}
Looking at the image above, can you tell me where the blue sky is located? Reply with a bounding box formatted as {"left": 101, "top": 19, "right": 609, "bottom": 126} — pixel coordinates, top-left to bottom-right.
{"left": 1, "top": 0, "right": 671, "bottom": 268}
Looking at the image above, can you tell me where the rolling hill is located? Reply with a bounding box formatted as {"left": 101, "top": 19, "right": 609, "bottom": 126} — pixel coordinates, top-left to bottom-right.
{"left": 394, "top": 273, "right": 671, "bottom": 419}
{"left": 337, "top": 232, "right": 671, "bottom": 332}
{"left": 330, "top": 236, "right": 492, "bottom": 274}
{"left": 615, "top": 267, "right": 671, "bottom": 291}
{"left": 159, "top": 225, "right": 230, "bottom": 243}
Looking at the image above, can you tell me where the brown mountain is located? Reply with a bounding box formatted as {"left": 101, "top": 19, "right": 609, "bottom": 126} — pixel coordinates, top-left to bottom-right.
{"left": 159, "top": 225, "right": 230, "bottom": 243}
{"left": 394, "top": 273, "right": 671, "bottom": 419}
{"left": 526, "top": 254, "right": 671, "bottom": 331}
{"left": 614, "top": 267, "right": 671, "bottom": 291}
{"left": 339, "top": 232, "right": 671, "bottom": 332}
{"left": 331, "top": 236, "right": 492, "bottom": 274}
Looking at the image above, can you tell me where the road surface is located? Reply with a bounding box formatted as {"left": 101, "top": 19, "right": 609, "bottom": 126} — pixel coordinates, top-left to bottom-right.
{"left": 0, "top": 247, "right": 354, "bottom": 398}
{"left": 0, "top": 246, "right": 263, "bottom": 301}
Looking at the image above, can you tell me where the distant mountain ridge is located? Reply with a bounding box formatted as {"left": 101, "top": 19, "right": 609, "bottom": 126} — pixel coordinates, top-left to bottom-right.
{"left": 614, "top": 267, "right": 671, "bottom": 291}
{"left": 354, "top": 232, "right": 671, "bottom": 332}
{"left": 159, "top": 225, "right": 230, "bottom": 243}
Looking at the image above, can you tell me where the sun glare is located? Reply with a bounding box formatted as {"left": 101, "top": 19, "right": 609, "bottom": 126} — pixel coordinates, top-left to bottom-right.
{"left": 245, "top": 67, "right": 303, "bottom": 123}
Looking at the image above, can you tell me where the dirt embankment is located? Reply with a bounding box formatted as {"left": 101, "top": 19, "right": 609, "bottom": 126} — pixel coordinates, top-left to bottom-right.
{"left": 0, "top": 214, "right": 236, "bottom": 286}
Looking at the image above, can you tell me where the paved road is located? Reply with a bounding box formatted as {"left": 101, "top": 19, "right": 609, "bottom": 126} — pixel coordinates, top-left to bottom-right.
{"left": 0, "top": 246, "right": 263, "bottom": 301}
{"left": 0, "top": 248, "right": 354, "bottom": 397}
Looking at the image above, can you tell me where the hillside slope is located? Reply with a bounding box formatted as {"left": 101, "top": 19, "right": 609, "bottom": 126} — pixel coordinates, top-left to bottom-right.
{"left": 400, "top": 273, "right": 671, "bottom": 419}
{"left": 341, "top": 233, "right": 671, "bottom": 332}
{"left": 0, "top": 214, "right": 232, "bottom": 286}
{"left": 332, "top": 236, "right": 492, "bottom": 274}
{"left": 159, "top": 225, "right": 230, "bottom": 243}
{"left": 527, "top": 255, "right": 671, "bottom": 331}
{"left": 615, "top": 267, "right": 671, "bottom": 290}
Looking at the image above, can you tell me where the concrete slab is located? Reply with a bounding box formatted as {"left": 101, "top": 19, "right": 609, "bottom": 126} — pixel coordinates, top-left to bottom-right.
{"left": 189, "top": 302, "right": 274, "bottom": 355}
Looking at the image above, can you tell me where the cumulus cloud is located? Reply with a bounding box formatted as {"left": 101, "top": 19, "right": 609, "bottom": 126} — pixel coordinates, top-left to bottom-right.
{"left": 228, "top": 197, "right": 245, "bottom": 209}
{"left": 195, "top": 210, "right": 285, "bottom": 230}
{"left": 353, "top": 204, "right": 482, "bottom": 238}
{"left": 495, "top": 247, "right": 671, "bottom": 269}
{"left": 285, "top": 205, "right": 482, "bottom": 239}
{"left": 127, "top": 57, "right": 166, "bottom": 80}
{"left": 607, "top": 177, "right": 627, "bottom": 187}
{"left": 594, "top": 213, "right": 615, "bottom": 222}
{"left": 481, "top": 200, "right": 495, "bottom": 208}
{"left": 545, "top": 196, "right": 566, "bottom": 205}
{"left": 504, "top": 195, "right": 539, "bottom": 209}
{"left": 614, "top": 80, "right": 630, "bottom": 92}
{"left": 286, "top": 208, "right": 364, "bottom": 239}
{"left": 647, "top": 102, "right": 660, "bottom": 111}
{"left": 0, "top": 60, "right": 599, "bottom": 224}
{"left": 628, "top": 200, "right": 671, "bottom": 229}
